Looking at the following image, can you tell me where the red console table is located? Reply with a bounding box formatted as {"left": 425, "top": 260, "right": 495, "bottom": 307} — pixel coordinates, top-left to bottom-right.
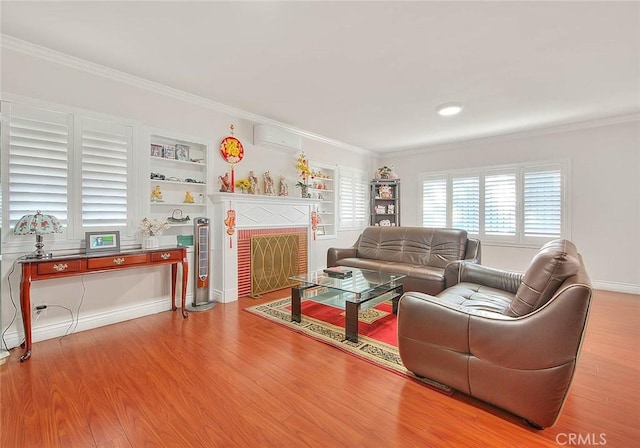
{"left": 19, "top": 247, "right": 188, "bottom": 362}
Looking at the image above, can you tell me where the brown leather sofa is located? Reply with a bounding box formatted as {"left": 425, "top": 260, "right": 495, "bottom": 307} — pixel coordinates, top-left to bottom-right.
{"left": 397, "top": 239, "right": 593, "bottom": 429}
{"left": 327, "top": 227, "right": 481, "bottom": 295}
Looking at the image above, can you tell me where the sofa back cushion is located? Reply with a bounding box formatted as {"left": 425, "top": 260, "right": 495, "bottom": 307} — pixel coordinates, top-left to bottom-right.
{"left": 505, "top": 239, "right": 580, "bottom": 317}
{"left": 356, "top": 227, "right": 468, "bottom": 268}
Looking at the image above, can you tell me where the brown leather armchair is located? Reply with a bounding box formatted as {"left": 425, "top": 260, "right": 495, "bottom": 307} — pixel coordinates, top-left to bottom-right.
{"left": 397, "top": 240, "right": 592, "bottom": 428}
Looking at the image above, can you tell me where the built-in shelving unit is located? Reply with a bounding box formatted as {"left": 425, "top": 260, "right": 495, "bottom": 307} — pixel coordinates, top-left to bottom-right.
{"left": 370, "top": 179, "right": 400, "bottom": 226}
{"left": 308, "top": 162, "right": 337, "bottom": 239}
{"left": 147, "top": 133, "right": 209, "bottom": 241}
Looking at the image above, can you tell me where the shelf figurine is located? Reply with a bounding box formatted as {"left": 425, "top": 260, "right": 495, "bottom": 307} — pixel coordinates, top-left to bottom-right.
{"left": 249, "top": 171, "right": 260, "bottom": 194}
{"left": 184, "top": 191, "right": 195, "bottom": 203}
{"left": 279, "top": 176, "right": 289, "bottom": 196}
{"left": 151, "top": 185, "right": 164, "bottom": 202}
{"left": 264, "top": 171, "right": 275, "bottom": 195}
{"left": 219, "top": 173, "right": 231, "bottom": 192}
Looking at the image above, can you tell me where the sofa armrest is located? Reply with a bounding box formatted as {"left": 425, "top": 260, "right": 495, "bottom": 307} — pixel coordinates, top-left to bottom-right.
{"left": 327, "top": 247, "right": 357, "bottom": 267}
{"left": 445, "top": 261, "right": 523, "bottom": 292}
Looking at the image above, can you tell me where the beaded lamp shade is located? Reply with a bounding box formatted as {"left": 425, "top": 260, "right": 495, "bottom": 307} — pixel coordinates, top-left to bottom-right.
{"left": 14, "top": 210, "right": 63, "bottom": 259}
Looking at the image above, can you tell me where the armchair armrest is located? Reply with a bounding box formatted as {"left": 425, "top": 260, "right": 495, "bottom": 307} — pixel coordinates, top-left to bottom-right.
{"left": 465, "top": 238, "right": 482, "bottom": 263}
{"left": 469, "top": 283, "right": 592, "bottom": 369}
{"left": 445, "top": 261, "right": 523, "bottom": 292}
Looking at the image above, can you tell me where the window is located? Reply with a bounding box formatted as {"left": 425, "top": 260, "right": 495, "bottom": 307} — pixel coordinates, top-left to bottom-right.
{"left": 3, "top": 102, "right": 133, "bottom": 243}
{"left": 79, "top": 117, "right": 131, "bottom": 228}
{"left": 6, "top": 103, "right": 70, "bottom": 230}
{"left": 420, "top": 161, "right": 568, "bottom": 245}
{"left": 339, "top": 166, "right": 367, "bottom": 229}
{"left": 421, "top": 176, "right": 446, "bottom": 228}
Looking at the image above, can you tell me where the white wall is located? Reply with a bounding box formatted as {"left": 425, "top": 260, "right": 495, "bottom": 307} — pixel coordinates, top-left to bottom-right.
{"left": 2, "top": 44, "right": 638, "bottom": 351}
{"left": 0, "top": 47, "right": 373, "bottom": 346}
{"left": 383, "top": 118, "right": 640, "bottom": 290}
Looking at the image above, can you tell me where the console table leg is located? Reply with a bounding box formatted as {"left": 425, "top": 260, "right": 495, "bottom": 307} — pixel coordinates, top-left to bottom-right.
{"left": 171, "top": 263, "right": 178, "bottom": 312}
{"left": 181, "top": 258, "right": 188, "bottom": 318}
{"left": 20, "top": 264, "right": 33, "bottom": 362}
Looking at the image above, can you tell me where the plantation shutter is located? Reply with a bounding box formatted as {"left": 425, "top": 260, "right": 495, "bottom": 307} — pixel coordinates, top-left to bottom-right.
{"left": 339, "top": 167, "right": 367, "bottom": 229}
{"left": 524, "top": 168, "right": 562, "bottom": 237}
{"left": 7, "top": 103, "right": 70, "bottom": 229}
{"left": 80, "top": 118, "right": 131, "bottom": 228}
{"left": 485, "top": 173, "right": 516, "bottom": 235}
{"left": 422, "top": 177, "right": 447, "bottom": 227}
{"left": 451, "top": 175, "right": 480, "bottom": 233}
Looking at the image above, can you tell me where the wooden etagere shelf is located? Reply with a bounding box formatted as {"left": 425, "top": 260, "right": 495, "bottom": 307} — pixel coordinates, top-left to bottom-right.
{"left": 370, "top": 179, "right": 400, "bottom": 227}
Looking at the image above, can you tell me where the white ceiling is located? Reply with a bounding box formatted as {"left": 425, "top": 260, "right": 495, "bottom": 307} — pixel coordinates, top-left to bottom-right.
{"left": 1, "top": 1, "right": 639, "bottom": 153}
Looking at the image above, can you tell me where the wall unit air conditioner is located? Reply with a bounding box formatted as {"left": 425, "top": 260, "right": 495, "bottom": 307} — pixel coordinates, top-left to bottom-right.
{"left": 253, "top": 124, "right": 302, "bottom": 152}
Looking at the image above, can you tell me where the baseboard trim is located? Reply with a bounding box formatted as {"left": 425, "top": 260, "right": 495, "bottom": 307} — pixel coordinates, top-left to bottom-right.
{"left": 592, "top": 280, "right": 640, "bottom": 295}
{"left": 3, "top": 299, "right": 175, "bottom": 349}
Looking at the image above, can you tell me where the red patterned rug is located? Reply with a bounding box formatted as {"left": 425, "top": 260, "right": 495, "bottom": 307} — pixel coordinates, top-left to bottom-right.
{"left": 244, "top": 297, "right": 452, "bottom": 394}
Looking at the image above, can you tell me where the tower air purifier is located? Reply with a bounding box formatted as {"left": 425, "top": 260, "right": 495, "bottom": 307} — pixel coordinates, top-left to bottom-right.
{"left": 187, "top": 217, "right": 216, "bottom": 311}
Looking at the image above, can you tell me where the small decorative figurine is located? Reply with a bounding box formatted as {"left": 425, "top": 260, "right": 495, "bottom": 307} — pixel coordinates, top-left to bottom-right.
{"left": 279, "top": 176, "right": 289, "bottom": 196}
{"left": 264, "top": 171, "right": 275, "bottom": 195}
{"left": 249, "top": 171, "right": 260, "bottom": 195}
{"left": 151, "top": 185, "right": 164, "bottom": 202}
{"left": 219, "top": 173, "right": 232, "bottom": 192}
{"left": 184, "top": 191, "right": 195, "bottom": 203}
{"left": 379, "top": 185, "right": 392, "bottom": 199}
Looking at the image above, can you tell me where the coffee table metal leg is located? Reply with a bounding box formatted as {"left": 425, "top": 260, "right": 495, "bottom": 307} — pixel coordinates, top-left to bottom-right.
{"left": 291, "top": 286, "right": 302, "bottom": 323}
{"left": 345, "top": 301, "right": 359, "bottom": 342}
{"left": 392, "top": 284, "right": 404, "bottom": 314}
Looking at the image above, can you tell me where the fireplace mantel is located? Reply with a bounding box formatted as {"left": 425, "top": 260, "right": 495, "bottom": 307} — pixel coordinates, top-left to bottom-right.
{"left": 209, "top": 192, "right": 321, "bottom": 302}
{"left": 210, "top": 192, "right": 320, "bottom": 207}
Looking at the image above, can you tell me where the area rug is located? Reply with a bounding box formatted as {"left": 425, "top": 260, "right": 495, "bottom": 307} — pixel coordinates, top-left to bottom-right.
{"left": 245, "top": 297, "right": 453, "bottom": 394}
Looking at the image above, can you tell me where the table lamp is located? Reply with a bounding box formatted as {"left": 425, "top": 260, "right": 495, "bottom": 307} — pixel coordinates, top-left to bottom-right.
{"left": 14, "top": 210, "right": 63, "bottom": 259}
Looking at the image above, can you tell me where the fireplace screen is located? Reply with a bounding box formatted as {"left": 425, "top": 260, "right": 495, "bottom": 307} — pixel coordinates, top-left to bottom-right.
{"left": 250, "top": 233, "right": 300, "bottom": 296}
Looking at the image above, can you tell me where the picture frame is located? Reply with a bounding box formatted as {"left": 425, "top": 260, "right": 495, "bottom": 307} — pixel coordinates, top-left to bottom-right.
{"left": 85, "top": 231, "right": 121, "bottom": 253}
{"left": 175, "top": 144, "right": 190, "bottom": 161}
{"left": 162, "top": 144, "right": 176, "bottom": 159}
{"left": 150, "top": 144, "right": 163, "bottom": 157}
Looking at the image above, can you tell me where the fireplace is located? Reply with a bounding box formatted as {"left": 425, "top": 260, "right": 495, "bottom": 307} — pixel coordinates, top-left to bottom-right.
{"left": 210, "top": 193, "right": 319, "bottom": 302}
{"left": 237, "top": 228, "right": 308, "bottom": 297}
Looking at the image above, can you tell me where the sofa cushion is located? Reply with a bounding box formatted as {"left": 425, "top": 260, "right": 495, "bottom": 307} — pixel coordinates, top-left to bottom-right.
{"left": 355, "top": 227, "right": 468, "bottom": 268}
{"left": 437, "top": 283, "right": 514, "bottom": 316}
{"left": 505, "top": 239, "right": 580, "bottom": 317}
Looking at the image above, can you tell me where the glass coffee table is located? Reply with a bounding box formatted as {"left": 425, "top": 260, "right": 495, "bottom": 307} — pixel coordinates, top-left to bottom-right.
{"left": 289, "top": 267, "right": 406, "bottom": 343}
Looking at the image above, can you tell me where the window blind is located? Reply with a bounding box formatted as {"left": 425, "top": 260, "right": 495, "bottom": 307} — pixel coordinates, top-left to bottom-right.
{"left": 339, "top": 167, "right": 367, "bottom": 229}
{"left": 80, "top": 118, "right": 131, "bottom": 228}
{"left": 7, "top": 104, "right": 70, "bottom": 228}
{"left": 421, "top": 177, "right": 447, "bottom": 227}
{"left": 485, "top": 173, "right": 516, "bottom": 235}
{"left": 524, "top": 169, "right": 562, "bottom": 237}
{"left": 452, "top": 176, "right": 479, "bottom": 233}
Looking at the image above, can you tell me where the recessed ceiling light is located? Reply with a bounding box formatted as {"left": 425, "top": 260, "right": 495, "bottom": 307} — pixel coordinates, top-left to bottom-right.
{"left": 436, "top": 102, "right": 464, "bottom": 116}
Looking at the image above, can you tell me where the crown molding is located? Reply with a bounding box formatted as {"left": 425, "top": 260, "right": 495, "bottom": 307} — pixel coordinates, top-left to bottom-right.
{"left": 1, "top": 34, "right": 372, "bottom": 156}
{"left": 376, "top": 112, "right": 640, "bottom": 159}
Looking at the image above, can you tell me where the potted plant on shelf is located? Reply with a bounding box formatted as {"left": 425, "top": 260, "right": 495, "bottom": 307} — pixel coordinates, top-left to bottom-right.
{"left": 296, "top": 151, "right": 313, "bottom": 198}
{"left": 235, "top": 178, "right": 251, "bottom": 193}
{"left": 376, "top": 165, "right": 397, "bottom": 180}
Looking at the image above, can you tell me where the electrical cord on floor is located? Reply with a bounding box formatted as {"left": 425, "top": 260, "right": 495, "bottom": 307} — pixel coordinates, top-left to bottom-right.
{"left": 63, "top": 274, "right": 86, "bottom": 337}
{"left": 1, "top": 255, "right": 27, "bottom": 351}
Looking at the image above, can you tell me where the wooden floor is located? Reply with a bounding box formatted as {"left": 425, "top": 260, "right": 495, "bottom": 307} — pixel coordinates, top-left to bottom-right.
{"left": 1, "top": 288, "right": 638, "bottom": 447}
